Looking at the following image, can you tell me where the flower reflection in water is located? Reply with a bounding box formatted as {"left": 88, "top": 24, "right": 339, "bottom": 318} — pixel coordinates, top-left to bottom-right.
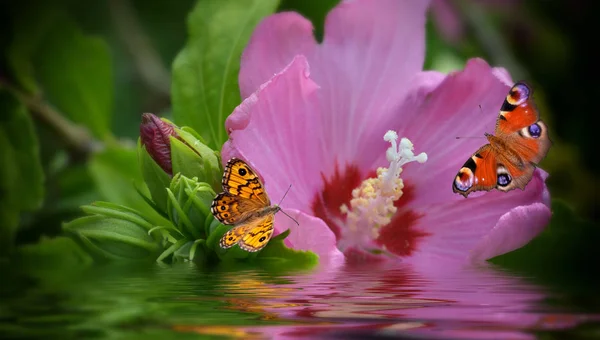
{"left": 171, "top": 264, "right": 597, "bottom": 339}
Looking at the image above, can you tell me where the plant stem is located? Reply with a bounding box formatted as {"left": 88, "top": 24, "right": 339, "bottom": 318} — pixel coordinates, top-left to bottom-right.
{"left": 107, "top": 0, "right": 171, "bottom": 98}
{"left": 1, "top": 80, "right": 97, "bottom": 155}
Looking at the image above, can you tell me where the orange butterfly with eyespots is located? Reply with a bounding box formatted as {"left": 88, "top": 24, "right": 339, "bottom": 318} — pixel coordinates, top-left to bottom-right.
{"left": 453, "top": 82, "right": 552, "bottom": 197}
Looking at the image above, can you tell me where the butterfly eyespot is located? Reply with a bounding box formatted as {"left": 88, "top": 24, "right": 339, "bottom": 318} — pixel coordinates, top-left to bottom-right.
{"left": 223, "top": 213, "right": 228, "bottom": 218}
{"left": 228, "top": 237, "right": 234, "bottom": 241}
{"left": 497, "top": 174, "right": 512, "bottom": 187}
{"left": 238, "top": 168, "right": 247, "bottom": 176}
{"left": 259, "top": 236, "right": 266, "bottom": 242}
{"left": 508, "top": 83, "right": 530, "bottom": 106}
{"left": 454, "top": 168, "right": 474, "bottom": 192}
{"left": 528, "top": 123, "right": 541, "bottom": 138}
{"left": 220, "top": 206, "right": 226, "bottom": 211}
{"left": 496, "top": 165, "right": 512, "bottom": 187}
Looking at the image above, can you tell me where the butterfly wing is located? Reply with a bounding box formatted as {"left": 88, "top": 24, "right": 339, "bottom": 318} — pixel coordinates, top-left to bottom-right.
{"left": 211, "top": 158, "right": 271, "bottom": 225}
{"left": 453, "top": 144, "right": 498, "bottom": 197}
{"left": 219, "top": 215, "right": 275, "bottom": 252}
{"left": 495, "top": 82, "right": 551, "bottom": 165}
{"left": 211, "top": 192, "right": 266, "bottom": 225}
{"left": 238, "top": 215, "right": 275, "bottom": 252}
{"left": 221, "top": 158, "right": 270, "bottom": 206}
{"left": 453, "top": 144, "right": 536, "bottom": 198}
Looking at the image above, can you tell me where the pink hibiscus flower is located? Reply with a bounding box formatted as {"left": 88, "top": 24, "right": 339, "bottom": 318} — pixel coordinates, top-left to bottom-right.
{"left": 221, "top": 0, "right": 551, "bottom": 267}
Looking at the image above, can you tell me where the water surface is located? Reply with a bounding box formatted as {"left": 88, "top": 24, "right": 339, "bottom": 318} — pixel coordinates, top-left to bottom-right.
{"left": 1, "top": 261, "right": 599, "bottom": 339}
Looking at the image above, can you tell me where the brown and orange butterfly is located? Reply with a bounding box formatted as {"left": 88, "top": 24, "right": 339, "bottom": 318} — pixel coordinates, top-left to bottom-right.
{"left": 211, "top": 158, "right": 281, "bottom": 252}
{"left": 453, "top": 82, "right": 552, "bottom": 197}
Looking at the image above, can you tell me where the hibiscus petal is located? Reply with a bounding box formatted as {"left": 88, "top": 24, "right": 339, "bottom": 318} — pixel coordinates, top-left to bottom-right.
{"left": 277, "top": 209, "right": 344, "bottom": 266}
{"left": 239, "top": 12, "right": 318, "bottom": 99}
{"left": 239, "top": 0, "right": 431, "bottom": 178}
{"left": 315, "top": 0, "right": 430, "bottom": 171}
{"left": 401, "top": 169, "right": 551, "bottom": 267}
{"left": 222, "top": 55, "right": 325, "bottom": 213}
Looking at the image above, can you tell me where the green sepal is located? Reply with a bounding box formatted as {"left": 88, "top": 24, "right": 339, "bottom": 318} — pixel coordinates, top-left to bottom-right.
{"left": 167, "top": 174, "right": 215, "bottom": 240}
{"left": 63, "top": 215, "right": 162, "bottom": 262}
{"left": 173, "top": 128, "right": 222, "bottom": 191}
{"left": 170, "top": 137, "right": 205, "bottom": 179}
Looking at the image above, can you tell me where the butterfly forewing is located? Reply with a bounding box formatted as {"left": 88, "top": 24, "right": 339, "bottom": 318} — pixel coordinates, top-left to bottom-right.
{"left": 211, "top": 192, "right": 264, "bottom": 225}
{"left": 495, "top": 82, "right": 540, "bottom": 136}
{"left": 494, "top": 82, "right": 551, "bottom": 165}
{"left": 453, "top": 145, "right": 498, "bottom": 197}
{"left": 221, "top": 158, "right": 270, "bottom": 206}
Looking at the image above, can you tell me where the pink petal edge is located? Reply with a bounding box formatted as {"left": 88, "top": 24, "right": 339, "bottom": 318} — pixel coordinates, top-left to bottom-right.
{"left": 222, "top": 55, "right": 326, "bottom": 214}
{"left": 277, "top": 209, "right": 344, "bottom": 267}
{"left": 402, "top": 169, "right": 550, "bottom": 268}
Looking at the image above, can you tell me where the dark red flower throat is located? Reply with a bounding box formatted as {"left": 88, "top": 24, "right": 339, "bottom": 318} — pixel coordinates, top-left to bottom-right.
{"left": 311, "top": 163, "right": 429, "bottom": 258}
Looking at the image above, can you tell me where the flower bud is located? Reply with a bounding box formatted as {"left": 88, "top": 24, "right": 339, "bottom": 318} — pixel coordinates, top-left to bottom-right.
{"left": 139, "top": 114, "right": 222, "bottom": 212}
{"left": 140, "top": 113, "right": 176, "bottom": 175}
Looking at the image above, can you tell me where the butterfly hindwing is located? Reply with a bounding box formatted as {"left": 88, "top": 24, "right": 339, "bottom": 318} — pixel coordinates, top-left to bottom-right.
{"left": 239, "top": 215, "right": 275, "bottom": 252}
{"left": 219, "top": 215, "right": 275, "bottom": 252}
{"left": 219, "top": 223, "right": 252, "bottom": 249}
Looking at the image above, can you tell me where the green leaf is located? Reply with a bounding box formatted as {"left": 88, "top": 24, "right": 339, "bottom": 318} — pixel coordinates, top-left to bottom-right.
{"left": 89, "top": 144, "right": 170, "bottom": 227}
{"left": 257, "top": 229, "right": 318, "bottom": 269}
{"left": 33, "top": 17, "right": 113, "bottom": 140}
{"left": 491, "top": 200, "right": 600, "bottom": 288}
{"left": 207, "top": 222, "right": 318, "bottom": 268}
{"left": 63, "top": 215, "right": 162, "bottom": 261}
{"left": 171, "top": 0, "right": 279, "bottom": 149}
{"left": 0, "top": 93, "right": 44, "bottom": 256}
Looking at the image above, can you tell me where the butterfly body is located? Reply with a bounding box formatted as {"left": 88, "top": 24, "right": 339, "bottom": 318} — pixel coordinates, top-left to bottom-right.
{"left": 452, "top": 82, "right": 551, "bottom": 197}
{"left": 211, "top": 158, "right": 279, "bottom": 252}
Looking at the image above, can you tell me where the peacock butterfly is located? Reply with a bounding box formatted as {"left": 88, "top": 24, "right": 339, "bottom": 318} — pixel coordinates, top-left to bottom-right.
{"left": 452, "top": 82, "right": 552, "bottom": 197}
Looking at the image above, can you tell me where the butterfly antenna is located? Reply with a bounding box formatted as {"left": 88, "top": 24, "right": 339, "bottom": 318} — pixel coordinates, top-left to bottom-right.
{"left": 277, "top": 184, "right": 293, "bottom": 206}
{"left": 455, "top": 136, "right": 487, "bottom": 139}
{"left": 276, "top": 184, "right": 299, "bottom": 226}
{"left": 279, "top": 210, "right": 300, "bottom": 226}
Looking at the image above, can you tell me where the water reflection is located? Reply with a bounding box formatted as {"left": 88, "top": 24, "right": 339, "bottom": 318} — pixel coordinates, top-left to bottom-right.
{"left": 1, "top": 261, "right": 598, "bottom": 339}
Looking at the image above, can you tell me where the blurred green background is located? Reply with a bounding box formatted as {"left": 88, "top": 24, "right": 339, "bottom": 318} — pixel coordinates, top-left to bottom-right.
{"left": 0, "top": 0, "right": 598, "bottom": 260}
{"left": 1, "top": 1, "right": 600, "bottom": 338}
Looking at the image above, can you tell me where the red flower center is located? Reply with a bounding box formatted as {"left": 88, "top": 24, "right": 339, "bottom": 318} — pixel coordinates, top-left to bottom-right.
{"left": 311, "top": 163, "right": 429, "bottom": 258}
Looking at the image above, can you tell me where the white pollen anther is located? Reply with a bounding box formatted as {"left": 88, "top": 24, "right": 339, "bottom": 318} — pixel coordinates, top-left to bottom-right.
{"left": 384, "top": 130, "right": 398, "bottom": 142}
{"left": 339, "top": 131, "right": 428, "bottom": 251}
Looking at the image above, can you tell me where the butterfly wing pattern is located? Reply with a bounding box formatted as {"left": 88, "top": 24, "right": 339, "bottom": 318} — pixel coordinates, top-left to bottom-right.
{"left": 211, "top": 158, "right": 279, "bottom": 252}
{"left": 453, "top": 82, "right": 551, "bottom": 197}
